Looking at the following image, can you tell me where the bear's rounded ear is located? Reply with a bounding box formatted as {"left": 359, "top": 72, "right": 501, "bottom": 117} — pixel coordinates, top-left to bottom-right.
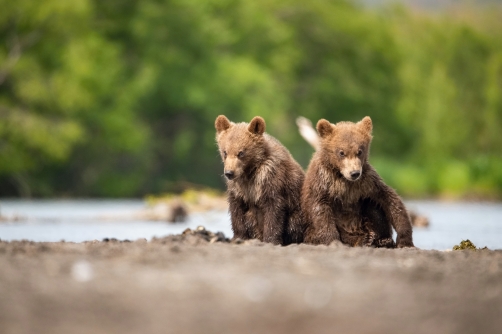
{"left": 358, "top": 116, "right": 372, "bottom": 134}
{"left": 215, "top": 115, "right": 232, "bottom": 134}
{"left": 316, "top": 119, "right": 333, "bottom": 138}
{"left": 248, "top": 116, "right": 266, "bottom": 136}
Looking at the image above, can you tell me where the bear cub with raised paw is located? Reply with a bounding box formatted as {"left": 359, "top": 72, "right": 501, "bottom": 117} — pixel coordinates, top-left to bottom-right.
{"left": 302, "top": 116, "right": 414, "bottom": 248}
{"left": 215, "top": 115, "right": 306, "bottom": 245}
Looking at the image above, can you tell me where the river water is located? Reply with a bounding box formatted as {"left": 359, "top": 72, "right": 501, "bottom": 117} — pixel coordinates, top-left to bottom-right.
{"left": 0, "top": 199, "right": 501, "bottom": 250}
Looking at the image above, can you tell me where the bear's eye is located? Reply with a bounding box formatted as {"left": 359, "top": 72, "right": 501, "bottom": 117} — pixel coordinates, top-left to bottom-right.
{"left": 357, "top": 149, "right": 363, "bottom": 156}
{"left": 237, "top": 151, "right": 244, "bottom": 159}
{"left": 339, "top": 151, "right": 345, "bottom": 157}
{"left": 223, "top": 151, "right": 227, "bottom": 159}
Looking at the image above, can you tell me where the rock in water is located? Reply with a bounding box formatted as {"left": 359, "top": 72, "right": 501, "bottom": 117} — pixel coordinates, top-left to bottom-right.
{"left": 167, "top": 200, "right": 188, "bottom": 223}
{"left": 408, "top": 210, "right": 430, "bottom": 228}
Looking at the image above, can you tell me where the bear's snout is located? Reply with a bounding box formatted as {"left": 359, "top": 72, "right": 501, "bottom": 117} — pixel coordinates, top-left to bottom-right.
{"left": 350, "top": 170, "right": 361, "bottom": 181}
{"left": 224, "top": 170, "right": 235, "bottom": 180}
{"left": 340, "top": 157, "right": 363, "bottom": 181}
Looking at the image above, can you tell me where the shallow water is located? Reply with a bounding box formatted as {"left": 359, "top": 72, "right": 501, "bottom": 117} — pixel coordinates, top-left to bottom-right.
{"left": 0, "top": 199, "right": 501, "bottom": 250}
{"left": 0, "top": 200, "right": 232, "bottom": 243}
{"left": 407, "top": 200, "right": 502, "bottom": 250}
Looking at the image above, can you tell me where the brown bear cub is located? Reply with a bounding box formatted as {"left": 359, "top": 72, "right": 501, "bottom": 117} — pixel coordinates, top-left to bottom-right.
{"left": 302, "top": 116, "right": 414, "bottom": 248}
{"left": 215, "top": 115, "right": 306, "bottom": 245}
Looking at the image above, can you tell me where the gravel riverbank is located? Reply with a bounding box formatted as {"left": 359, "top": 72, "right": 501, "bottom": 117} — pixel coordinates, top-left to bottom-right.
{"left": 0, "top": 230, "right": 501, "bottom": 334}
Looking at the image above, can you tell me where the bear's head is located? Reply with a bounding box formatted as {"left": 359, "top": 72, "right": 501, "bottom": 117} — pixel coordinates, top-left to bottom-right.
{"left": 316, "top": 116, "right": 373, "bottom": 182}
{"left": 215, "top": 115, "right": 267, "bottom": 181}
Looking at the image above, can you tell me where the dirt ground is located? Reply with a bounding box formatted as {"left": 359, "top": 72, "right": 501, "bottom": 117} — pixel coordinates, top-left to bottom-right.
{"left": 0, "top": 229, "right": 501, "bottom": 334}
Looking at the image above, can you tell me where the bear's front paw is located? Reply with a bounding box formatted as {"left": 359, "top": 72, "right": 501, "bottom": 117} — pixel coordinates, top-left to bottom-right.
{"left": 396, "top": 236, "right": 415, "bottom": 248}
{"left": 362, "top": 231, "right": 377, "bottom": 247}
{"left": 375, "top": 237, "right": 395, "bottom": 249}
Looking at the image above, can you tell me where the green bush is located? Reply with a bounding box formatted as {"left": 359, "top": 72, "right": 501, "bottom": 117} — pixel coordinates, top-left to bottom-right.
{"left": 0, "top": 0, "right": 501, "bottom": 198}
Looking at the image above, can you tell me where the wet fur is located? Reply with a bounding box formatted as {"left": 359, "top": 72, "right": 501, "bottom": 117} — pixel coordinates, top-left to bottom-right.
{"left": 302, "top": 117, "right": 414, "bottom": 248}
{"left": 215, "top": 115, "right": 306, "bottom": 245}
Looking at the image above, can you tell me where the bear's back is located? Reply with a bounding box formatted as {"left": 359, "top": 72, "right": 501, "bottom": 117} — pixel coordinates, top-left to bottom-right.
{"left": 229, "top": 132, "right": 304, "bottom": 205}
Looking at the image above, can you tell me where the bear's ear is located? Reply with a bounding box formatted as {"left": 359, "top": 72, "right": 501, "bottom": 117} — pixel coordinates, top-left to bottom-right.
{"left": 316, "top": 119, "right": 333, "bottom": 138}
{"left": 248, "top": 116, "right": 266, "bottom": 136}
{"left": 215, "top": 115, "right": 232, "bottom": 134}
{"left": 358, "top": 116, "right": 372, "bottom": 134}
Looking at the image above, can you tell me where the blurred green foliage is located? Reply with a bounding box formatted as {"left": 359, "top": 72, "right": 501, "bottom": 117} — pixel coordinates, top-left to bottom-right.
{"left": 0, "top": 0, "right": 501, "bottom": 198}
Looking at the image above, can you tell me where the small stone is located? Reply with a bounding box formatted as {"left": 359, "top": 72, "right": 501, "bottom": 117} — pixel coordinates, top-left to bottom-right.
{"left": 196, "top": 226, "right": 206, "bottom": 231}
{"left": 231, "top": 238, "right": 244, "bottom": 244}
{"left": 215, "top": 232, "right": 227, "bottom": 241}
{"left": 328, "top": 240, "right": 346, "bottom": 248}
{"left": 243, "top": 239, "right": 265, "bottom": 246}
{"left": 38, "top": 244, "right": 50, "bottom": 252}
{"left": 185, "top": 234, "right": 208, "bottom": 246}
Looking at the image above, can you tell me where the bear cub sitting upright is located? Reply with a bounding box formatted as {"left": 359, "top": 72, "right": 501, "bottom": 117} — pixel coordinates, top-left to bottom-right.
{"left": 302, "top": 116, "right": 414, "bottom": 248}
{"left": 215, "top": 115, "right": 305, "bottom": 245}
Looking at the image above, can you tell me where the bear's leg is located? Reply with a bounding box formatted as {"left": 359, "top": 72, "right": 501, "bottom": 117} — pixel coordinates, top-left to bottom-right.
{"left": 375, "top": 186, "right": 414, "bottom": 248}
{"left": 262, "top": 204, "right": 286, "bottom": 245}
{"left": 304, "top": 203, "right": 341, "bottom": 245}
{"left": 283, "top": 208, "right": 305, "bottom": 245}
{"left": 361, "top": 199, "right": 395, "bottom": 248}
{"left": 228, "top": 193, "right": 250, "bottom": 240}
{"left": 245, "top": 206, "right": 263, "bottom": 241}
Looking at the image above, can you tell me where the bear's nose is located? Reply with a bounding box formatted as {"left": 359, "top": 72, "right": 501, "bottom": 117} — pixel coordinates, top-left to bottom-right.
{"left": 350, "top": 171, "right": 361, "bottom": 180}
{"left": 224, "top": 170, "right": 235, "bottom": 180}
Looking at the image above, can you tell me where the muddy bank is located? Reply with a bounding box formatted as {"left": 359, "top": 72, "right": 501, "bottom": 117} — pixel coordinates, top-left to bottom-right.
{"left": 0, "top": 231, "right": 501, "bottom": 334}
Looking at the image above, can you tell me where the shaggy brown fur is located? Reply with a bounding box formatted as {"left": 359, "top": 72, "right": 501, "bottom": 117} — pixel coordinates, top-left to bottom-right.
{"left": 215, "top": 115, "right": 306, "bottom": 245}
{"left": 302, "top": 116, "right": 414, "bottom": 248}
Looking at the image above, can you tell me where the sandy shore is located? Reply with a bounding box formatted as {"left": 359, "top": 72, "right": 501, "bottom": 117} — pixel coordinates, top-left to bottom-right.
{"left": 0, "top": 230, "right": 501, "bottom": 334}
